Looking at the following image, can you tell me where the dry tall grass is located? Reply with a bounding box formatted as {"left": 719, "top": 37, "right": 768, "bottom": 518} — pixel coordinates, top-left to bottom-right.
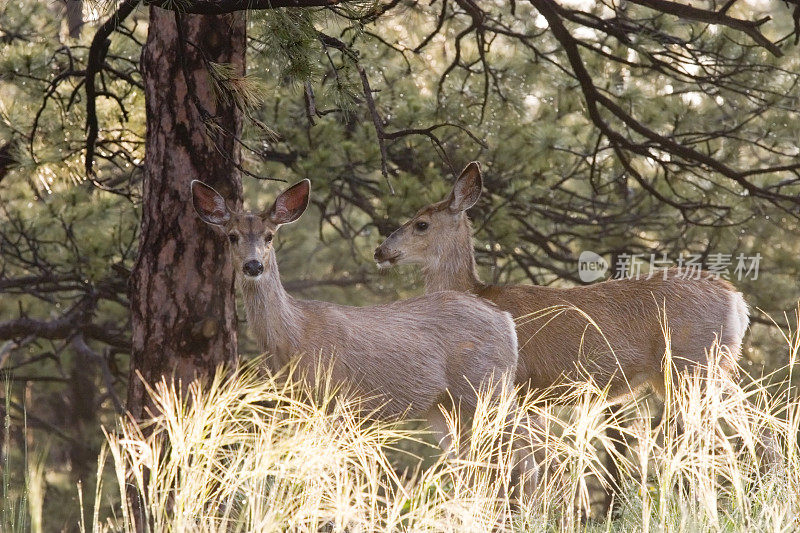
{"left": 80, "top": 310, "right": 800, "bottom": 532}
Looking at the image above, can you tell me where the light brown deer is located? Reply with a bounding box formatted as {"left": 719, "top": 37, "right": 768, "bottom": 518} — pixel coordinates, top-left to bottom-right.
{"left": 374, "top": 161, "right": 779, "bottom": 498}
{"left": 191, "top": 178, "right": 540, "bottom": 496}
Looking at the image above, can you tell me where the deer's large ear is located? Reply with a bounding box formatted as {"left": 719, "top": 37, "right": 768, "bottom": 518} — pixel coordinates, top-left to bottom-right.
{"left": 447, "top": 161, "right": 483, "bottom": 213}
{"left": 192, "top": 180, "right": 231, "bottom": 226}
{"left": 267, "top": 179, "right": 310, "bottom": 225}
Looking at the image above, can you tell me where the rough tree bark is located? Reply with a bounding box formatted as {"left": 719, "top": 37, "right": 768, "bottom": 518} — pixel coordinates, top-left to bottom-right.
{"left": 127, "top": 7, "right": 246, "bottom": 419}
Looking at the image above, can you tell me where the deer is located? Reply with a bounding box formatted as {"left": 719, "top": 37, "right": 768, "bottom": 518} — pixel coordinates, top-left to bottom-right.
{"left": 191, "top": 177, "right": 542, "bottom": 498}
{"left": 374, "top": 161, "right": 781, "bottom": 505}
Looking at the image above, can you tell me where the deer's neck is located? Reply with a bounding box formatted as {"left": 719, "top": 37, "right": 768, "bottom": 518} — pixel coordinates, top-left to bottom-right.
{"left": 423, "top": 215, "right": 484, "bottom": 294}
{"left": 239, "top": 252, "right": 302, "bottom": 363}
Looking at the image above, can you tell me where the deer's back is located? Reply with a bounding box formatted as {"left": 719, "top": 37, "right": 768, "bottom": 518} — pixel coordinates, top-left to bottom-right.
{"left": 478, "top": 271, "right": 746, "bottom": 397}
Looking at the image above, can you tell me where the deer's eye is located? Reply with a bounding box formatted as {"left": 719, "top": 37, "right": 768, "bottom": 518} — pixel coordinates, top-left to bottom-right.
{"left": 415, "top": 221, "right": 429, "bottom": 232}
{"left": 228, "top": 233, "right": 239, "bottom": 244}
{"left": 264, "top": 233, "right": 273, "bottom": 244}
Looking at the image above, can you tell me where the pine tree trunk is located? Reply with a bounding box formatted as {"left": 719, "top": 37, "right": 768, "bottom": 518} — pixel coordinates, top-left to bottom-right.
{"left": 127, "top": 7, "right": 246, "bottom": 419}
{"left": 64, "top": 0, "right": 83, "bottom": 39}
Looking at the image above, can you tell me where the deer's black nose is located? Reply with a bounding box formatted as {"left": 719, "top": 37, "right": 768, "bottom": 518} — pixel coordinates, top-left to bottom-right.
{"left": 373, "top": 246, "right": 385, "bottom": 262}
{"left": 242, "top": 260, "right": 264, "bottom": 277}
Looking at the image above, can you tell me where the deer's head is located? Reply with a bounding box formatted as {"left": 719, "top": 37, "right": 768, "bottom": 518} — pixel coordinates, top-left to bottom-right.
{"left": 374, "top": 162, "right": 482, "bottom": 268}
{"left": 191, "top": 179, "right": 310, "bottom": 280}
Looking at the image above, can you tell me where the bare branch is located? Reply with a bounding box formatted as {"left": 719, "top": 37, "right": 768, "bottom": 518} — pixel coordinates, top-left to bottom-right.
{"left": 72, "top": 335, "right": 125, "bottom": 416}
{"left": 0, "top": 296, "right": 95, "bottom": 341}
{"left": 85, "top": 0, "right": 140, "bottom": 176}
{"left": 357, "top": 64, "right": 394, "bottom": 193}
{"left": 627, "top": 0, "right": 782, "bottom": 56}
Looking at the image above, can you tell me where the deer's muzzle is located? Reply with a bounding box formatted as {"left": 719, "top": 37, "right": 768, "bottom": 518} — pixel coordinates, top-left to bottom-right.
{"left": 374, "top": 246, "right": 401, "bottom": 268}
{"left": 243, "top": 260, "right": 264, "bottom": 277}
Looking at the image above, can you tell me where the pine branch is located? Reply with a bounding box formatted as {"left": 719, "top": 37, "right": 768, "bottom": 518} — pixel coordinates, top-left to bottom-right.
{"left": 529, "top": 0, "right": 800, "bottom": 210}
{"left": 145, "top": 0, "right": 344, "bottom": 14}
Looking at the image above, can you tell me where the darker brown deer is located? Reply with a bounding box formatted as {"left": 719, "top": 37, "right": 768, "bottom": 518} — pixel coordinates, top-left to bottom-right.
{"left": 191, "top": 178, "right": 540, "bottom": 497}
{"left": 375, "top": 161, "right": 780, "bottom": 501}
